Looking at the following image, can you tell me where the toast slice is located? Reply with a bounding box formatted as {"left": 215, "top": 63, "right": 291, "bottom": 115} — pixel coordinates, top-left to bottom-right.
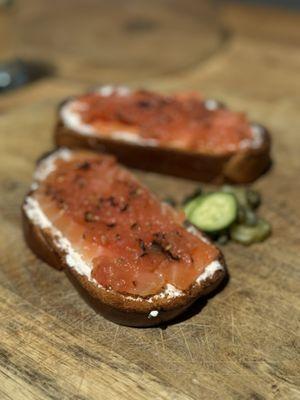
{"left": 22, "top": 148, "right": 226, "bottom": 327}
{"left": 55, "top": 86, "right": 271, "bottom": 183}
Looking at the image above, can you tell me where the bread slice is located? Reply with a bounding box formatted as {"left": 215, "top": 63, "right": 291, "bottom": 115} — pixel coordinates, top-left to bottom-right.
{"left": 22, "top": 149, "right": 226, "bottom": 327}
{"left": 55, "top": 86, "right": 271, "bottom": 183}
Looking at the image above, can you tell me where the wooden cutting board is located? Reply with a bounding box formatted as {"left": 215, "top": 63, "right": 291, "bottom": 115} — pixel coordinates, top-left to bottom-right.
{"left": 0, "top": 4, "right": 300, "bottom": 400}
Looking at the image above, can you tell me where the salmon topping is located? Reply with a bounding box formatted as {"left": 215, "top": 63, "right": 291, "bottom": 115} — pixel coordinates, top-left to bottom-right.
{"left": 72, "top": 89, "right": 253, "bottom": 154}
{"left": 35, "top": 152, "right": 219, "bottom": 296}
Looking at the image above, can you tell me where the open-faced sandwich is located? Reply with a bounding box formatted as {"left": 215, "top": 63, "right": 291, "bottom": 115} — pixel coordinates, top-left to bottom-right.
{"left": 56, "top": 86, "right": 271, "bottom": 183}
{"left": 22, "top": 149, "right": 226, "bottom": 326}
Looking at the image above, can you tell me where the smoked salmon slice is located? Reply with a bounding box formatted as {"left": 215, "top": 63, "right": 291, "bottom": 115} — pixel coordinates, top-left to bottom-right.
{"left": 56, "top": 86, "right": 271, "bottom": 183}
{"left": 60, "top": 87, "right": 256, "bottom": 154}
{"left": 23, "top": 149, "right": 226, "bottom": 326}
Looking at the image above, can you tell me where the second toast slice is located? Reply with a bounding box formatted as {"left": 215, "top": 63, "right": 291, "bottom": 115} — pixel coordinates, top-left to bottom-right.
{"left": 56, "top": 86, "right": 271, "bottom": 183}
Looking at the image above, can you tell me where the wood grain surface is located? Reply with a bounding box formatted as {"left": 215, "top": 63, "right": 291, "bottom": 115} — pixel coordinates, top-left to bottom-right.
{"left": 0, "top": 2, "right": 300, "bottom": 399}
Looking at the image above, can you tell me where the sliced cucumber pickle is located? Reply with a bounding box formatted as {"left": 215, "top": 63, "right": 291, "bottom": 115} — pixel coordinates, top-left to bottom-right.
{"left": 230, "top": 218, "right": 271, "bottom": 245}
{"left": 188, "top": 192, "right": 238, "bottom": 233}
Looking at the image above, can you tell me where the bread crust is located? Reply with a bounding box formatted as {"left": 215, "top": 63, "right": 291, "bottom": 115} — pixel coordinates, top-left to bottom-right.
{"left": 22, "top": 195, "right": 226, "bottom": 327}
{"left": 55, "top": 105, "right": 271, "bottom": 184}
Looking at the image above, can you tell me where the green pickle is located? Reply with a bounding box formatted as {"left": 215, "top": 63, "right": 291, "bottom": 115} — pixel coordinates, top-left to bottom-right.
{"left": 188, "top": 192, "right": 238, "bottom": 233}
{"left": 230, "top": 218, "right": 271, "bottom": 245}
{"left": 183, "top": 185, "right": 270, "bottom": 246}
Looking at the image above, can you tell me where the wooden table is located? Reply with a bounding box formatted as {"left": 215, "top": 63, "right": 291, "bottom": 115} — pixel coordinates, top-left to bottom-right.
{"left": 0, "top": 2, "right": 299, "bottom": 399}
